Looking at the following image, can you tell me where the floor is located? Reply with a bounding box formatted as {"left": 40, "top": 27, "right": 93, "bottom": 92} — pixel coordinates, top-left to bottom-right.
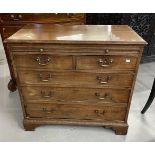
{"left": 0, "top": 39, "right": 155, "bottom": 142}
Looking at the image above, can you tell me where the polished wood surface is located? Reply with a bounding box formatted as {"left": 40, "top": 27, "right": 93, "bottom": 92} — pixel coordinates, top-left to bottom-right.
{"left": 26, "top": 103, "right": 127, "bottom": 121}
{"left": 18, "top": 70, "right": 134, "bottom": 88}
{"left": 13, "top": 54, "right": 73, "bottom": 69}
{"left": 0, "top": 13, "right": 85, "bottom": 92}
{"left": 21, "top": 86, "right": 130, "bottom": 104}
{"left": 76, "top": 55, "right": 138, "bottom": 70}
{"left": 6, "top": 25, "right": 146, "bottom": 44}
{"left": 6, "top": 24, "right": 146, "bottom": 135}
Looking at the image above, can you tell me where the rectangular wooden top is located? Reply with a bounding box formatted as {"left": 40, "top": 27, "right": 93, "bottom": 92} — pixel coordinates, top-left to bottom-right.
{"left": 5, "top": 24, "right": 147, "bottom": 45}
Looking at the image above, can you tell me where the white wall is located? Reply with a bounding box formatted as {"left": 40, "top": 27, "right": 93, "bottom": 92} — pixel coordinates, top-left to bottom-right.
{"left": 0, "top": 36, "right": 6, "bottom": 61}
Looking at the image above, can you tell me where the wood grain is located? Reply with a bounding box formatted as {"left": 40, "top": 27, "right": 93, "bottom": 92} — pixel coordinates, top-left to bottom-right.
{"left": 18, "top": 70, "right": 134, "bottom": 88}
{"left": 13, "top": 54, "right": 73, "bottom": 70}
{"left": 5, "top": 25, "right": 146, "bottom": 45}
{"left": 6, "top": 24, "right": 146, "bottom": 134}
{"left": 25, "top": 103, "right": 127, "bottom": 122}
{"left": 21, "top": 86, "right": 130, "bottom": 104}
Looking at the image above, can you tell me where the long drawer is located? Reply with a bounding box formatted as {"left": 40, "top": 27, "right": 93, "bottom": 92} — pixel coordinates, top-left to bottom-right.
{"left": 18, "top": 70, "right": 134, "bottom": 88}
{"left": 9, "top": 44, "right": 140, "bottom": 54}
{"left": 77, "top": 55, "right": 138, "bottom": 70}
{"left": 21, "top": 86, "right": 130, "bottom": 104}
{"left": 26, "top": 103, "right": 127, "bottom": 121}
{"left": 13, "top": 54, "right": 73, "bottom": 69}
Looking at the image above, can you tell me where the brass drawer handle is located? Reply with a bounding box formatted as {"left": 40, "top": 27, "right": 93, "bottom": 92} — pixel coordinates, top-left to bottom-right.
{"left": 41, "top": 91, "right": 52, "bottom": 98}
{"left": 35, "top": 55, "right": 51, "bottom": 66}
{"left": 94, "top": 110, "right": 105, "bottom": 116}
{"left": 95, "top": 92, "right": 112, "bottom": 100}
{"left": 96, "top": 75, "right": 112, "bottom": 84}
{"left": 98, "top": 58, "right": 113, "bottom": 67}
{"left": 42, "top": 108, "right": 53, "bottom": 114}
{"left": 39, "top": 73, "right": 52, "bottom": 82}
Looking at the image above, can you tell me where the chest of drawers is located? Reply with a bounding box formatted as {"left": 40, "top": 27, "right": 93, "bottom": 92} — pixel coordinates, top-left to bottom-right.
{"left": 5, "top": 24, "right": 146, "bottom": 135}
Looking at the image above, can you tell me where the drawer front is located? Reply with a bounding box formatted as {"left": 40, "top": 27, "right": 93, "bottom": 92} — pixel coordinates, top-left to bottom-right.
{"left": 77, "top": 55, "right": 138, "bottom": 70}
{"left": 22, "top": 87, "right": 130, "bottom": 104}
{"left": 1, "top": 26, "right": 22, "bottom": 40}
{"left": 9, "top": 44, "right": 140, "bottom": 54}
{"left": 0, "top": 13, "right": 85, "bottom": 23}
{"left": 13, "top": 54, "right": 73, "bottom": 70}
{"left": 18, "top": 70, "right": 134, "bottom": 88}
{"left": 9, "top": 45, "right": 140, "bottom": 53}
{"left": 26, "top": 103, "right": 127, "bottom": 121}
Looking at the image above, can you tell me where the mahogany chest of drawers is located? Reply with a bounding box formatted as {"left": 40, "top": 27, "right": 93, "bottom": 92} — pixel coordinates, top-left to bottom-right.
{"left": 0, "top": 13, "right": 85, "bottom": 92}
{"left": 5, "top": 24, "right": 146, "bottom": 135}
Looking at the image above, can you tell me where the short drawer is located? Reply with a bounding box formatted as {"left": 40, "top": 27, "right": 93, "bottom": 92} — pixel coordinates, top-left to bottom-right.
{"left": 25, "top": 103, "right": 127, "bottom": 121}
{"left": 18, "top": 70, "right": 134, "bottom": 88}
{"left": 76, "top": 55, "right": 138, "bottom": 71}
{"left": 22, "top": 86, "right": 130, "bottom": 104}
{"left": 13, "top": 54, "right": 73, "bottom": 70}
